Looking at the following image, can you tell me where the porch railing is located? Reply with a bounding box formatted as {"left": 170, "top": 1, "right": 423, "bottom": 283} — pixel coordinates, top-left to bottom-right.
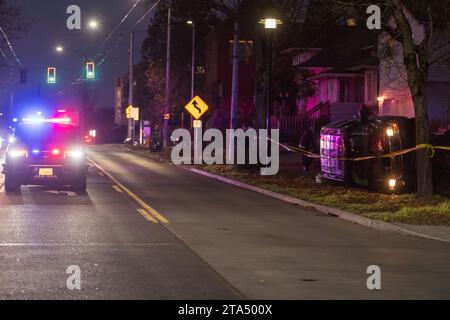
{"left": 270, "top": 101, "right": 331, "bottom": 142}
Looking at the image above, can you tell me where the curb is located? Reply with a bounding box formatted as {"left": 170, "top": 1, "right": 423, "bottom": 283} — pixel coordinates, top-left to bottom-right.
{"left": 189, "top": 168, "right": 450, "bottom": 243}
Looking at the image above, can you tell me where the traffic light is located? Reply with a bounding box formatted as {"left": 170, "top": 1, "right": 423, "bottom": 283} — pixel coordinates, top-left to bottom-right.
{"left": 86, "top": 61, "right": 95, "bottom": 79}
{"left": 20, "top": 69, "right": 27, "bottom": 84}
{"left": 47, "top": 67, "right": 56, "bottom": 84}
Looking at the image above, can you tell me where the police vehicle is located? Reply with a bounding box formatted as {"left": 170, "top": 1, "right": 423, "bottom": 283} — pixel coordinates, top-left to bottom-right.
{"left": 2, "top": 112, "right": 87, "bottom": 192}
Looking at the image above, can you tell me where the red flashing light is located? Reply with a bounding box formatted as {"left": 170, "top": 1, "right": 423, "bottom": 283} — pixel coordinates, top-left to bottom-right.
{"left": 49, "top": 117, "right": 72, "bottom": 124}
{"left": 52, "top": 149, "right": 61, "bottom": 156}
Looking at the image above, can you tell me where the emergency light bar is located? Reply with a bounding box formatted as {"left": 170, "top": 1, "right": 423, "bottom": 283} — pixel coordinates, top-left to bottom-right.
{"left": 21, "top": 117, "right": 73, "bottom": 125}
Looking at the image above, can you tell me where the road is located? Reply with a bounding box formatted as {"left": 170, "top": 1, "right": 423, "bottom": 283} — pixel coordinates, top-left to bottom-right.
{"left": 0, "top": 144, "right": 449, "bottom": 299}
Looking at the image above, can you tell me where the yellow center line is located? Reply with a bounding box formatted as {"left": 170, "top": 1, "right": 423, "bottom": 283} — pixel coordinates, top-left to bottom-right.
{"left": 89, "top": 157, "right": 170, "bottom": 224}
{"left": 112, "top": 185, "right": 123, "bottom": 193}
{"left": 137, "top": 208, "right": 159, "bottom": 223}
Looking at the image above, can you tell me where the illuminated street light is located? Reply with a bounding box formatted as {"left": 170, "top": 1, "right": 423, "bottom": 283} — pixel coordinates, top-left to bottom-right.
{"left": 88, "top": 19, "right": 99, "bottom": 30}
{"left": 185, "top": 19, "right": 196, "bottom": 129}
{"left": 259, "top": 18, "right": 283, "bottom": 29}
{"left": 259, "top": 10, "right": 283, "bottom": 131}
{"left": 56, "top": 46, "right": 64, "bottom": 52}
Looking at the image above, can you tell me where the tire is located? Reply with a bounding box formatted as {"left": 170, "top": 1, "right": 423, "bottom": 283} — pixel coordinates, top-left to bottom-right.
{"left": 72, "top": 175, "right": 87, "bottom": 192}
{"left": 4, "top": 174, "right": 20, "bottom": 193}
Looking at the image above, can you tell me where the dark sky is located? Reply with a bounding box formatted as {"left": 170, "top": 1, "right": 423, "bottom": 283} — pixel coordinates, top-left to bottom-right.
{"left": 1, "top": 0, "right": 152, "bottom": 115}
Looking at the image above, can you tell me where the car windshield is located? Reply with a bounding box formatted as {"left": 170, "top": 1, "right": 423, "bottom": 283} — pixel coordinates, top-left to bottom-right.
{"left": 14, "top": 123, "right": 80, "bottom": 147}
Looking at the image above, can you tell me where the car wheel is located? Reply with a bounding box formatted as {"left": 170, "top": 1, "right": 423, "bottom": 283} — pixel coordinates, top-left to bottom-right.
{"left": 4, "top": 174, "right": 20, "bottom": 193}
{"left": 72, "top": 175, "right": 87, "bottom": 192}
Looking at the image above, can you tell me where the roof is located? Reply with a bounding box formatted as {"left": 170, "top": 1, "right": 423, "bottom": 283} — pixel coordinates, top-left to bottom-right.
{"left": 308, "top": 68, "right": 364, "bottom": 80}
{"left": 288, "top": 25, "right": 379, "bottom": 71}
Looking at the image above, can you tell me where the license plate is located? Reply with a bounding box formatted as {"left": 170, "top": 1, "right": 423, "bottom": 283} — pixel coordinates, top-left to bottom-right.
{"left": 39, "top": 168, "right": 53, "bottom": 176}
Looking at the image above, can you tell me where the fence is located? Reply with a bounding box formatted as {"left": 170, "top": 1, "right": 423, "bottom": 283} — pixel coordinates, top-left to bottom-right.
{"left": 270, "top": 102, "right": 331, "bottom": 142}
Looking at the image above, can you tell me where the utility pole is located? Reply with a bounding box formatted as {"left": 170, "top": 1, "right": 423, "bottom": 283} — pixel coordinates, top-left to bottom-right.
{"left": 128, "top": 30, "right": 135, "bottom": 141}
{"left": 230, "top": 22, "right": 240, "bottom": 131}
{"left": 189, "top": 21, "right": 196, "bottom": 129}
{"left": 163, "top": 7, "right": 172, "bottom": 149}
{"left": 228, "top": 21, "right": 240, "bottom": 162}
{"left": 82, "top": 53, "right": 87, "bottom": 136}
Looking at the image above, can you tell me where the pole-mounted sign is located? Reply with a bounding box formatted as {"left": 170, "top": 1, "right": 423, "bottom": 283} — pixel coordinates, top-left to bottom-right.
{"left": 126, "top": 105, "right": 139, "bottom": 121}
{"left": 184, "top": 95, "right": 208, "bottom": 120}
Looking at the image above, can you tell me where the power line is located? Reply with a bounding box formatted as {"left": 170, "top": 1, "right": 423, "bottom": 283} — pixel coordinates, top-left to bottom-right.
{"left": 0, "top": 46, "right": 13, "bottom": 67}
{"left": 97, "top": 33, "right": 125, "bottom": 67}
{"left": 95, "top": 0, "right": 161, "bottom": 68}
{"left": 129, "top": 0, "right": 162, "bottom": 30}
{"left": 94, "top": 0, "right": 143, "bottom": 62}
{"left": 0, "top": 25, "right": 22, "bottom": 66}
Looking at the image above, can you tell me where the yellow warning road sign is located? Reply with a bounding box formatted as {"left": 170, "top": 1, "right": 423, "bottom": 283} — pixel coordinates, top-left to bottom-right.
{"left": 126, "top": 105, "right": 139, "bottom": 121}
{"left": 185, "top": 96, "right": 209, "bottom": 120}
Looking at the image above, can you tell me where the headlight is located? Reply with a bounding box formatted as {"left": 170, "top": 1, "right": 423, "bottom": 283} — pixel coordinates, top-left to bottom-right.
{"left": 8, "top": 149, "right": 28, "bottom": 158}
{"left": 65, "top": 149, "right": 85, "bottom": 159}
{"left": 386, "top": 127, "right": 394, "bottom": 137}
{"left": 388, "top": 178, "right": 397, "bottom": 190}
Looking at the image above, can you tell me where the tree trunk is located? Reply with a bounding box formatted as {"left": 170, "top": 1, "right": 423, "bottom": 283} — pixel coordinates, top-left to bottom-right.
{"left": 391, "top": 0, "right": 434, "bottom": 198}
{"left": 412, "top": 92, "right": 434, "bottom": 197}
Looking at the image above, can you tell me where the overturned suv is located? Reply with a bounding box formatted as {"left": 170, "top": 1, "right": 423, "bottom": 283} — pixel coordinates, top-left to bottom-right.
{"left": 2, "top": 120, "right": 88, "bottom": 192}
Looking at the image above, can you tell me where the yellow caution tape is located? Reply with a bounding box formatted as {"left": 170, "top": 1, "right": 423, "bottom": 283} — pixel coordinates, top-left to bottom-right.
{"left": 269, "top": 138, "right": 449, "bottom": 161}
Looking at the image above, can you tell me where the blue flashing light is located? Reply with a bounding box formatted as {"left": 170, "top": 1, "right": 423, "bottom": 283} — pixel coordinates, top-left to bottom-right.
{"left": 32, "top": 149, "right": 40, "bottom": 154}
{"left": 22, "top": 117, "right": 46, "bottom": 124}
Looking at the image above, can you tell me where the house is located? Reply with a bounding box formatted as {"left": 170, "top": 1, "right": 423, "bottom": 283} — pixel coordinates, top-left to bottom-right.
{"left": 295, "top": 45, "right": 379, "bottom": 121}
{"left": 378, "top": 9, "right": 450, "bottom": 134}
{"left": 274, "top": 25, "right": 379, "bottom": 141}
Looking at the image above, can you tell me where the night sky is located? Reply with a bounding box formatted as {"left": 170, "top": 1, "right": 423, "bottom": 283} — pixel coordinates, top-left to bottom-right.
{"left": 1, "top": 0, "right": 151, "bottom": 116}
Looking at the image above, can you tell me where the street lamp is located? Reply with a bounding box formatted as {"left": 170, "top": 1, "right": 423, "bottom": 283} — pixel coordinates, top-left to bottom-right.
{"left": 259, "top": 18, "right": 282, "bottom": 30}
{"left": 88, "top": 19, "right": 99, "bottom": 30}
{"left": 259, "top": 16, "right": 282, "bottom": 131}
{"left": 186, "top": 19, "right": 196, "bottom": 129}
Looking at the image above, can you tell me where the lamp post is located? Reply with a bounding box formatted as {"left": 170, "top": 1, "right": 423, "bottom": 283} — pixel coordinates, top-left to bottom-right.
{"left": 259, "top": 17, "right": 282, "bottom": 131}
{"left": 187, "top": 20, "right": 196, "bottom": 130}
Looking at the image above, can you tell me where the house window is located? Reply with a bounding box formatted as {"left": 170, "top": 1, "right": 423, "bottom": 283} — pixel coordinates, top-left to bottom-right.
{"left": 354, "top": 77, "right": 364, "bottom": 103}
{"left": 339, "top": 79, "right": 347, "bottom": 103}
{"left": 339, "top": 78, "right": 364, "bottom": 103}
{"left": 367, "top": 72, "right": 373, "bottom": 102}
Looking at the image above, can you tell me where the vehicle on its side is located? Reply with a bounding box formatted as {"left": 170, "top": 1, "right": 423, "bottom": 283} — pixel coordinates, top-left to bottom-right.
{"left": 319, "top": 116, "right": 416, "bottom": 193}
{"left": 2, "top": 116, "right": 88, "bottom": 192}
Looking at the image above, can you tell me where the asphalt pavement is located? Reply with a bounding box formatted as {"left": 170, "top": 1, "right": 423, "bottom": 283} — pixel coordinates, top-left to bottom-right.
{"left": 85, "top": 145, "right": 450, "bottom": 299}
{"left": 0, "top": 144, "right": 449, "bottom": 299}
{"left": 0, "top": 147, "right": 239, "bottom": 299}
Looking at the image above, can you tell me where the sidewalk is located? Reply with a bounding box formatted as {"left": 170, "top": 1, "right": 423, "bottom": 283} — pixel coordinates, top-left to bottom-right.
{"left": 120, "top": 145, "right": 450, "bottom": 242}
